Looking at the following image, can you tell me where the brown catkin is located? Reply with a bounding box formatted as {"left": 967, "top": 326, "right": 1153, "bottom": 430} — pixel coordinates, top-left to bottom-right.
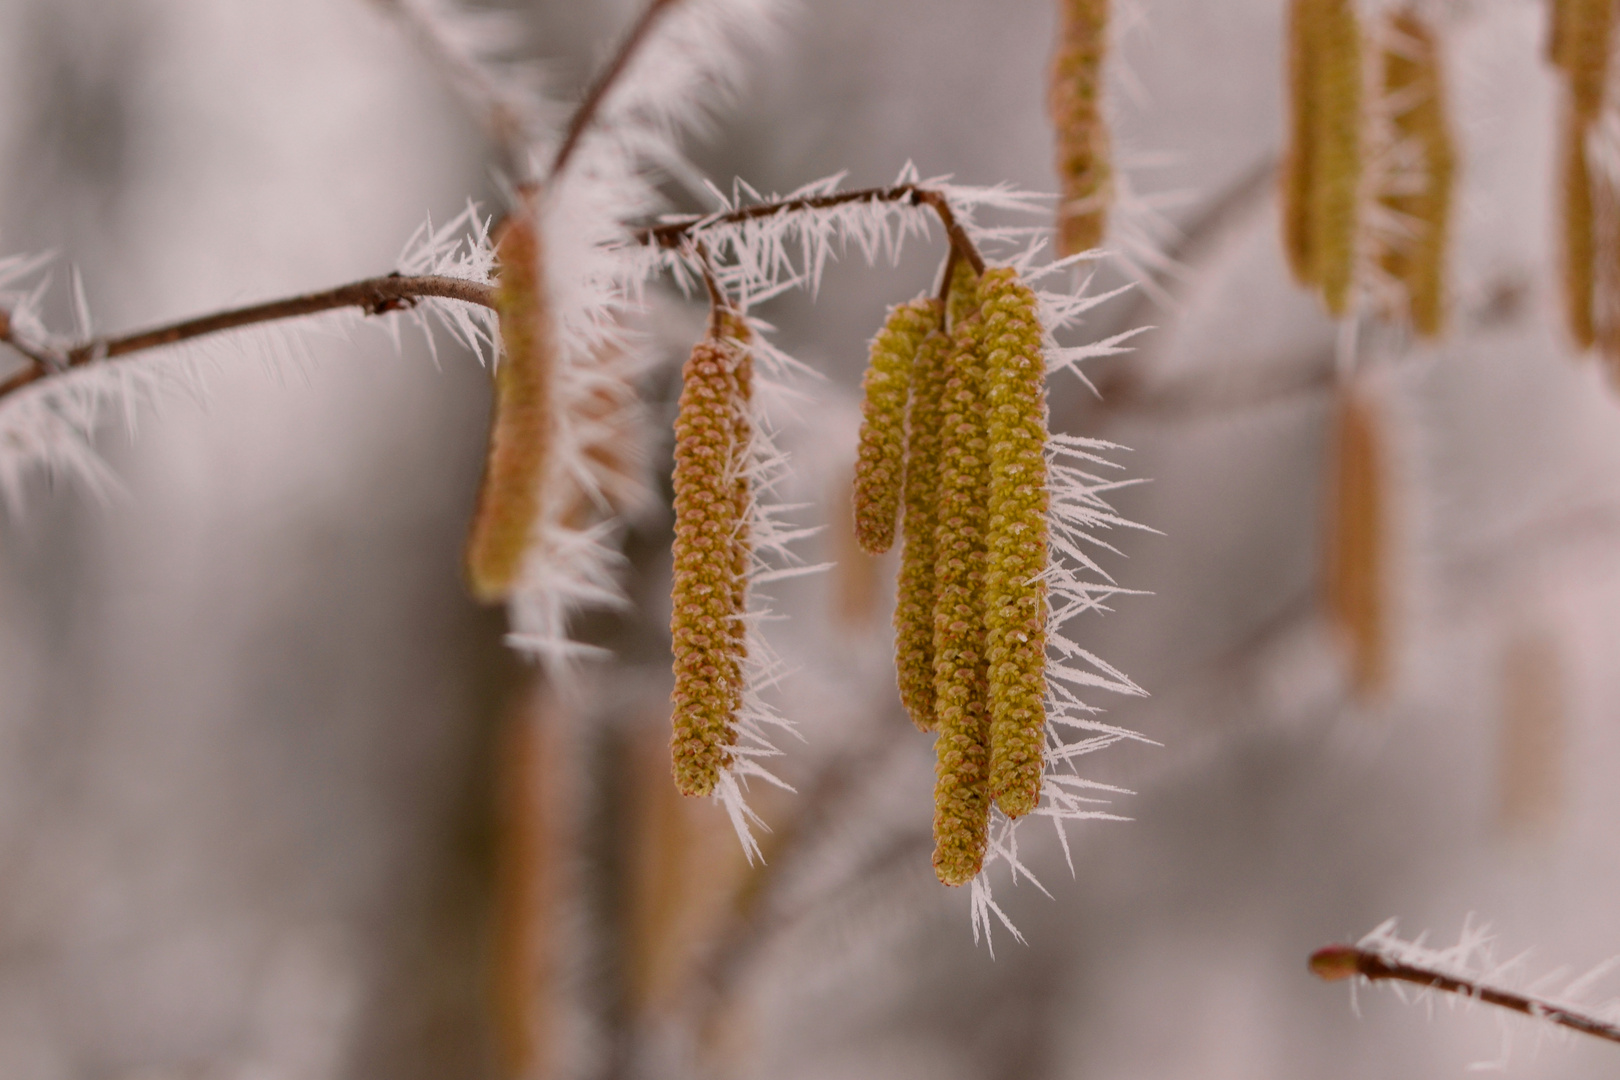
{"left": 1563, "top": 122, "right": 1598, "bottom": 350}
{"left": 979, "top": 269, "right": 1051, "bottom": 819}
{"left": 669, "top": 331, "right": 751, "bottom": 797}
{"left": 1324, "top": 389, "right": 1389, "bottom": 702}
{"left": 465, "top": 210, "right": 554, "bottom": 602}
{"left": 930, "top": 311, "right": 994, "bottom": 886}
{"left": 1379, "top": 13, "right": 1455, "bottom": 338}
{"left": 1495, "top": 627, "right": 1565, "bottom": 838}
{"left": 894, "top": 325, "right": 952, "bottom": 730}
{"left": 1496, "top": 627, "right": 1565, "bottom": 838}
{"left": 1552, "top": 0, "right": 1612, "bottom": 350}
{"left": 1554, "top": 0, "right": 1613, "bottom": 123}
{"left": 1281, "top": 0, "right": 1363, "bottom": 313}
{"left": 1049, "top": 0, "right": 1112, "bottom": 255}
{"left": 854, "top": 299, "right": 937, "bottom": 554}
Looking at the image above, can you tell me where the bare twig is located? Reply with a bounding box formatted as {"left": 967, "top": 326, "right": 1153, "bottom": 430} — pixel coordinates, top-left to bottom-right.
{"left": 1310, "top": 943, "right": 1620, "bottom": 1047}
{"left": 548, "top": 0, "right": 684, "bottom": 182}
{"left": 637, "top": 183, "right": 987, "bottom": 275}
{"left": 0, "top": 274, "right": 495, "bottom": 402}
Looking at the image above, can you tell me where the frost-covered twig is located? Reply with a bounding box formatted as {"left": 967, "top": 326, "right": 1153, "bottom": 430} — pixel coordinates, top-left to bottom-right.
{"left": 0, "top": 274, "right": 495, "bottom": 400}
{"left": 1311, "top": 923, "right": 1620, "bottom": 1048}
{"left": 637, "top": 182, "right": 988, "bottom": 275}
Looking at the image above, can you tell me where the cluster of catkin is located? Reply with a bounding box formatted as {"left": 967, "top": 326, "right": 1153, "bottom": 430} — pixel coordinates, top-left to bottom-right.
{"left": 1281, "top": 0, "right": 1454, "bottom": 332}
{"left": 854, "top": 262, "right": 1052, "bottom": 887}
{"left": 668, "top": 314, "right": 755, "bottom": 798}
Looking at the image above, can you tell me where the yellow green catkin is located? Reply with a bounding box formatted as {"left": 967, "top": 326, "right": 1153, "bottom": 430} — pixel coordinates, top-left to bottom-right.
{"left": 854, "top": 299, "right": 937, "bottom": 555}
{"left": 893, "top": 318, "right": 951, "bottom": 731}
{"left": 930, "top": 308, "right": 994, "bottom": 886}
{"left": 1281, "top": 0, "right": 1363, "bottom": 314}
{"left": 1049, "top": 0, "right": 1112, "bottom": 255}
{"left": 978, "top": 270, "right": 1051, "bottom": 819}
{"left": 466, "top": 210, "right": 554, "bottom": 603}
{"left": 669, "top": 329, "right": 751, "bottom": 797}
{"left": 1379, "top": 13, "right": 1454, "bottom": 338}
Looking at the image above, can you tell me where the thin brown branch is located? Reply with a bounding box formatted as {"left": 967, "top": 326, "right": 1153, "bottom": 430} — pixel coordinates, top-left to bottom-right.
{"left": 1310, "top": 944, "right": 1620, "bottom": 1046}
{"left": 638, "top": 184, "right": 988, "bottom": 276}
{"left": 0, "top": 274, "right": 495, "bottom": 402}
{"left": 548, "top": 0, "right": 684, "bottom": 182}
{"left": 690, "top": 242, "right": 732, "bottom": 338}
{"left": 0, "top": 309, "right": 63, "bottom": 374}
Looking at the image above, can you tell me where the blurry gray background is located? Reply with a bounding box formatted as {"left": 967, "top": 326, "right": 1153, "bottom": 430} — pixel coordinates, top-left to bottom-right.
{"left": 4, "top": 0, "right": 1620, "bottom": 1078}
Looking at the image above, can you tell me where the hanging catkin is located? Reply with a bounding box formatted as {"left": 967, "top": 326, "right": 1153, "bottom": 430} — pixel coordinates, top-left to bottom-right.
{"left": 1049, "top": 0, "right": 1112, "bottom": 255}
{"left": 1552, "top": 0, "right": 1612, "bottom": 350}
{"left": 854, "top": 298, "right": 937, "bottom": 555}
{"left": 979, "top": 269, "right": 1051, "bottom": 819}
{"left": 1324, "top": 389, "right": 1389, "bottom": 701}
{"left": 465, "top": 209, "right": 554, "bottom": 602}
{"left": 1379, "top": 13, "right": 1454, "bottom": 338}
{"left": 930, "top": 308, "right": 995, "bottom": 886}
{"left": 669, "top": 328, "right": 752, "bottom": 798}
{"left": 1496, "top": 627, "right": 1565, "bottom": 838}
{"left": 1281, "top": 0, "right": 1363, "bottom": 315}
{"left": 893, "top": 319, "right": 951, "bottom": 730}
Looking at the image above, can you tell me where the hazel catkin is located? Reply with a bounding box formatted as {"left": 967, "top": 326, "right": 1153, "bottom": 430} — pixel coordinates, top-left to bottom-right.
{"left": 930, "top": 309, "right": 994, "bottom": 886}
{"left": 893, "top": 318, "right": 951, "bottom": 731}
{"left": 669, "top": 331, "right": 752, "bottom": 797}
{"left": 1281, "top": 0, "right": 1363, "bottom": 315}
{"left": 854, "top": 298, "right": 937, "bottom": 555}
{"left": 1049, "top": 0, "right": 1112, "bottom": 256}
{"left": 466, "top": 210, "right": 554, "bottom": 603}
{"left": 978, "top": 269, "right": 1051, "bottom": 819}
{"left": 1378, "top": 13, "right": 1454, "bottom": 338}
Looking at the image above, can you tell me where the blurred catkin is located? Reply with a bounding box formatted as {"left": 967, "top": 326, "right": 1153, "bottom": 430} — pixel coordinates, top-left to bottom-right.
{"left": 855, "top": 298, "right": 937, "bottom": 554}
{"left": 1324, "top": 389, "right": 1389, "bottom": 701}
{"left": 1552, "top": 0, "right": 1611, "bottom": 350}
{"left": 1496, "top": 627, "right": 1565, "bottom": 838}
{"left": 1282, "top": 0, "right": 1363, "bottom": 314}
{"left": 465, "top": 210, "right": 554, "bottom": 602}
{"left": 1563, "top": 113, "right": 1600, "bottom": 350}
{"left": 894, "top": 325, "right": 951, "bottom": 730}
{"left": 1379, "top": 13, "right": 1454, "bottom": 338}
{"left": 1049, "top": 0, "right": 1112, "bottom": 255}
{"left": 978, "top": 269, "right": 1051, "bottom": 819}
{"left": 670, "top": 330, "right": 752, "bottom": 797}
{"left": 931, "top": 310, "right": 994, "bottom": 886}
